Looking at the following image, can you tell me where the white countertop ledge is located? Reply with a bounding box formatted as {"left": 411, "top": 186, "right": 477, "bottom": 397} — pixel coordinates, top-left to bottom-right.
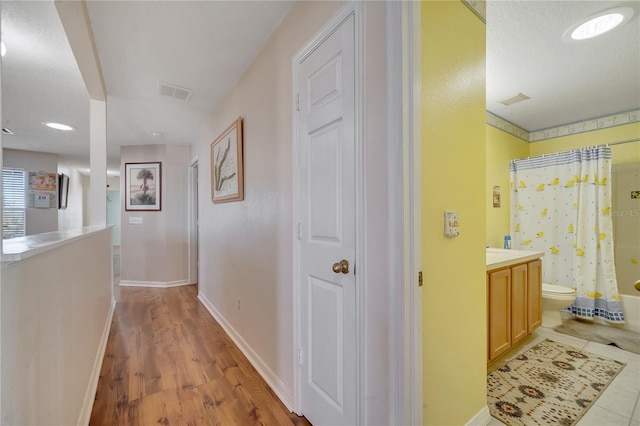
{"left": 2, "top": 226, "right": 113, "bottom": 264}
{"left": 486, "top": 248, "right": 544, "bottom": 271}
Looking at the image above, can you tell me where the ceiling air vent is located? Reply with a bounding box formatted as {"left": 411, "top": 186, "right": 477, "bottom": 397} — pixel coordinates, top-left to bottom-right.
{"left": 2, "top": 128, "right": 14, "bottom": 135}
{"left": 157, "top": 81, "right": 192, "bottom": 102}
{"left": 499, "top": 92, "right": 530, "bottom": 106}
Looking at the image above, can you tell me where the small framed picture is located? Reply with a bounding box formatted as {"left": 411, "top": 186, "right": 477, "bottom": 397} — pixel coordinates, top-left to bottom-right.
{"left": 211, "top": 117, "right": 244, "bottom": 203}
{"left": 125, "top": 162, "right": 162, "bottom": 211}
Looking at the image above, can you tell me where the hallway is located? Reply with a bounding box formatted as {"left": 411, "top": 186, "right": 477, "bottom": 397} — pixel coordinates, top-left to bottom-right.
{"left": 90, "top": 285, "right": 309, "bottom": 425}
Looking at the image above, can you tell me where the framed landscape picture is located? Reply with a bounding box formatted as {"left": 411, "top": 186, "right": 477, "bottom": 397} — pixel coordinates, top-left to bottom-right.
{"left": 211, "top": 117, "right": 244, "bottom": 203}
{"left": 125, "top": 162, "right": 162, "bottom": 211}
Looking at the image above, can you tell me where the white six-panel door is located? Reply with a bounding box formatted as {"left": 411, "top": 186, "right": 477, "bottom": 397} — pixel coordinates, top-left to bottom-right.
{"left": 297, "top": 13, "right": 356, "bottom": 426}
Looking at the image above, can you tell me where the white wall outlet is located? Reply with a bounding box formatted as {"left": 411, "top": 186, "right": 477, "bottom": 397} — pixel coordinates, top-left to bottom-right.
{"left": 444, "top": 210, "right": 459, "bottom": 238}
{"left": 129, "top": 216, "right": 143, "bottom": 225}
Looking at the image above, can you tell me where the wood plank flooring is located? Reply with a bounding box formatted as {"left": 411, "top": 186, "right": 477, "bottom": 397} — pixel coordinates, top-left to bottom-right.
{"left": 90, "top": 285, "right": 310, "bottom": 426}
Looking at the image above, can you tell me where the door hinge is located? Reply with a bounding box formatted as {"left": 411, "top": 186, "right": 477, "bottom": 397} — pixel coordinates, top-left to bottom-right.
{"left": 418, "top": 271, "right": 423, "bottom": 287}
{"left": 297, "top": 348, "right": 303, "bottom": 366}
{"left": 296, "top": 93, "right": 302, "bottom": 111}
{"left": 297, "top": 222, "right": 301, "bottom": 240}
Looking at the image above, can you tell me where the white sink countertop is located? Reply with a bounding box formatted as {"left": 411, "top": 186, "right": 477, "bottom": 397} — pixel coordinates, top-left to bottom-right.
{"left": 486, "top": 248, "right": 544, "bottom": 271}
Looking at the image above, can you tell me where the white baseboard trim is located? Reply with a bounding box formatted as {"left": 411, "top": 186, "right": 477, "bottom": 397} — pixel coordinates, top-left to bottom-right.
{"left": 197, "top": 292, "right": 294, "bottom": 411}
{"left": 466, "top": 406, "right": 492, "bottom": 426}
{"left": 78, "top": 298, "right": 116, "bottom": 426}
{"left": 119, "top": 279, "right": 191, "bottom": 288}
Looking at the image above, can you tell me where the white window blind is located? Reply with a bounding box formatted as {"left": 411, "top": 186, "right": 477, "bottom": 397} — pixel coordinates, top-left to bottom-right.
{"left": 2, "top": 168, "right": 26, "bottom": 238}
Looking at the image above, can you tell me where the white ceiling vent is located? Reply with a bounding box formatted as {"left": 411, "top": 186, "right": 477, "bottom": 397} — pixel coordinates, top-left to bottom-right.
{"left": 499, "top": 92, "right": 531, "bottom": 106}
{"left": 157, "top": 82, "right": 192, "bottom": 101}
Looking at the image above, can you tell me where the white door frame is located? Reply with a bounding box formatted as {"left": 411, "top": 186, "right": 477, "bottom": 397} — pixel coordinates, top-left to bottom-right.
{"left": 292, "top": 1, "right": 364, "bottom": 421}
{"left": 188, "top": 155, "right": 199, "bottom": 286}
{"left": 387, "top": 1, "right": 422, "bottom": 424}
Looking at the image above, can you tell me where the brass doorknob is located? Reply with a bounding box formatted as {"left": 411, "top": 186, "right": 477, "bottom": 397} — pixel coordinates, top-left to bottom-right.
{"left": 332, "top": 259, "right": 350, "bottom": 274}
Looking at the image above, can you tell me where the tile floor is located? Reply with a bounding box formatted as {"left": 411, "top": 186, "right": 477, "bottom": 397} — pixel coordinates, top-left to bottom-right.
{"left": 487, "top": 325, "right": 640, "bottom": 426}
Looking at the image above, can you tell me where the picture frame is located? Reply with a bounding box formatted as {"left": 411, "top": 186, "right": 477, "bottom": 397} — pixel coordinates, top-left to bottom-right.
{"left": 125, "top": 162, "right": 162, "bottom": 211}
{"left": 211, "top": 117, "right": 244, "bottom": 203}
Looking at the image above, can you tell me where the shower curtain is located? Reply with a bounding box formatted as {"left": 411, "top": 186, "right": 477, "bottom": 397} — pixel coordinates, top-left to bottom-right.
{"left": 510, "top": 146, "right": 624, "bottom": 323}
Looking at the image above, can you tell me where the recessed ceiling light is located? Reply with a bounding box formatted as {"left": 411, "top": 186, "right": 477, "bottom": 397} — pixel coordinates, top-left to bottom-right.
{"left": 1, "top": 41, "right": 6, "bottom": 57}
{"left": 43, "top": 122, "right": 75, "bottom": 131}
{"left": 564, "top": 7, "right": 634, "bottom": 42}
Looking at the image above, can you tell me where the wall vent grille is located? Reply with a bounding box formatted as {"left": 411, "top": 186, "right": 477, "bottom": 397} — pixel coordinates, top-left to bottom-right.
{"left": 499, "top": 92, "right": 530, "bottom": 106}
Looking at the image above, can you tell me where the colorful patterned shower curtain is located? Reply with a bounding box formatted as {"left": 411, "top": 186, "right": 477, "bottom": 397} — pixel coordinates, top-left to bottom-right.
{"left": 510, "top": 146, "right": 624, "bottom": 323}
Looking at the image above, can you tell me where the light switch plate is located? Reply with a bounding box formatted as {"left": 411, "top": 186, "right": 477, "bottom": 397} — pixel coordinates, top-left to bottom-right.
{"left": 444, "top": 211, "right": 459, "bottom": 237}
{"left": 129, "top": 216, "right": 143, "bottom": 225}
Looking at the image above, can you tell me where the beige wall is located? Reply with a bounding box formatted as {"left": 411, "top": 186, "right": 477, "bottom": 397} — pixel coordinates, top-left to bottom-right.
{"left": 195, "top": 0, "right": 343, "bottom": 405}
{"left": 194, "top": 1, "right": 393, "bottom": 421}
{"left": 120, "top": 144, "right": 190, "bottom": 285}
{"left": 421, "top": 1, "right": 488, "bottom": 424}
{"left": 1, "top": 228, "right": 112, "bottom": 425}
{"left": 3, "top": 149, "right": 59, "bottom": 235}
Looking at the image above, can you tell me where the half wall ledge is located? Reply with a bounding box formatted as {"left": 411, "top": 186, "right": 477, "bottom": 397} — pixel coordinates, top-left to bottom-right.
{"left": 2, "top": 225, "right": 114, "bottom": 264}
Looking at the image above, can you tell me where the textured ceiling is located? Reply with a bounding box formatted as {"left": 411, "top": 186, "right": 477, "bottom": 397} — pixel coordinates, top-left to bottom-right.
{"left": 1, "top": 1, "right": 89, "bottom": 164}
{"left": 487, "top": 0, "right": 640, "bottom": 132}
{"left": 85, "top": 0, "right": 294, "bottom": 171}
{"left": 1, "top": 1, "right": 638, "bottom": 176}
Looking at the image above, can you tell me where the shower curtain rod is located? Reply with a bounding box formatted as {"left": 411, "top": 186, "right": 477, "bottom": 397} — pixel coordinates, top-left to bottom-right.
{"left": 608, "top": 137, "right": 640, "bottom": 146}
{"left": 518, "top": 137, "right": 640, "bottom": 162}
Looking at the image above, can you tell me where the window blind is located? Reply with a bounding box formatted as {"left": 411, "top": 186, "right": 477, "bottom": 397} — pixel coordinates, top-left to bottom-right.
{"left": 2, "top": 168, "right": 26, "bottom": 238}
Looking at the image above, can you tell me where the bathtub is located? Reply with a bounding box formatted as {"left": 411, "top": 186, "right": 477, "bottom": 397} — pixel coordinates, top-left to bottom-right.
{"left": 594, "top": 294, "right": 640, "bottom": 334}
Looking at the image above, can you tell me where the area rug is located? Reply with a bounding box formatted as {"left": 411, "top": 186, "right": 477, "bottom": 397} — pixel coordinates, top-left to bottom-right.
{"left": 487, "top": 339, "right": 625, "bottom": 425}
{"left": 555, "top": 318, "right": 640, "bottom": 355}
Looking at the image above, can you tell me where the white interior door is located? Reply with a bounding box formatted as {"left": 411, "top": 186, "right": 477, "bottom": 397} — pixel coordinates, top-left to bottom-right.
{"left": 298, "top": 14, "right": 356, "bottom": 426}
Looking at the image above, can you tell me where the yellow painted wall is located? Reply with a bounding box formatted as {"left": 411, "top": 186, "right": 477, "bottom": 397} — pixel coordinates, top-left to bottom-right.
{"left": 422, "top": 1, "right": 487, "bottom": 424}
{"left": 529, "top": 122, "right": 640, "bottom": 164}
{"left": 486, "top": 126, "right": 529, "bottom": 248}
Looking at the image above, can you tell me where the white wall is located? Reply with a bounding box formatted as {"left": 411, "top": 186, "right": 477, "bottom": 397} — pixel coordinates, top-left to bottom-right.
{"left": 57, "top": 159, "right": 85, "bottom": 231}
{"left": 106, "top": 176, "right": 120, "bottom": 190}
{"left": 1, "top": 228, "right": 113, "bottom": 425}
{"left": 120, "top": 144, "right": 190, "bottom": 285}
{"left": 3, "top": 149, "right": 59, "bottom": 235}
{"left": 194, "top": 1, "right": 392, "bottom": 421}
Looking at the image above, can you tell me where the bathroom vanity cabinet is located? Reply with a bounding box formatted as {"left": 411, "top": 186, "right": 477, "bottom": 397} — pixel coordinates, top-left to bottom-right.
{"left": 487, "top": 258, "right": 542, "bottom": 363}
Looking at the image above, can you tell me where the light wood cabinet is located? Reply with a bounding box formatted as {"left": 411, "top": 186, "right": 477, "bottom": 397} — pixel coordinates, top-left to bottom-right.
{"left": 527, "top": 259, "right": 542, "bottom": 330}
{"left": 487, "top": 259, "right": 542, "bottom": 363}
{"left": 488, "top": 268, "right": 511, "bottom": 360}
{"left": 511, "top": 263, "right": 528, "bottom": 346}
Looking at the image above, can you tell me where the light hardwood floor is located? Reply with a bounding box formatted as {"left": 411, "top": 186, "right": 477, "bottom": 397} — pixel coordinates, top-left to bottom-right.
{"left": 90, "top": 285, "right": 310, "bottom": 426}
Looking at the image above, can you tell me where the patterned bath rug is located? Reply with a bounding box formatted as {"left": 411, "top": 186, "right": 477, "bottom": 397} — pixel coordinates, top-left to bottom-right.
{"left": 487, "top": 339, "right": 625, "bottom": 425}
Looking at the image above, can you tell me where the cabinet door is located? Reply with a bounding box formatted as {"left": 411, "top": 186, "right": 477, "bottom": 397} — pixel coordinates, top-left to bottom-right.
{"left": 528, "top": 259, "right": 542, "bottom": 331}
{"left": 511, "top": 263, "right": 528, "bottom": 345}
{"left": 488, "top": 268, "right": 511, "bottom": 361}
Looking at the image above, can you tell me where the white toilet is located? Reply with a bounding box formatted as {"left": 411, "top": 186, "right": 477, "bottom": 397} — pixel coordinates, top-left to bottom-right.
{"left": 541, "top": 283, "right": 576, "bottom": 328}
